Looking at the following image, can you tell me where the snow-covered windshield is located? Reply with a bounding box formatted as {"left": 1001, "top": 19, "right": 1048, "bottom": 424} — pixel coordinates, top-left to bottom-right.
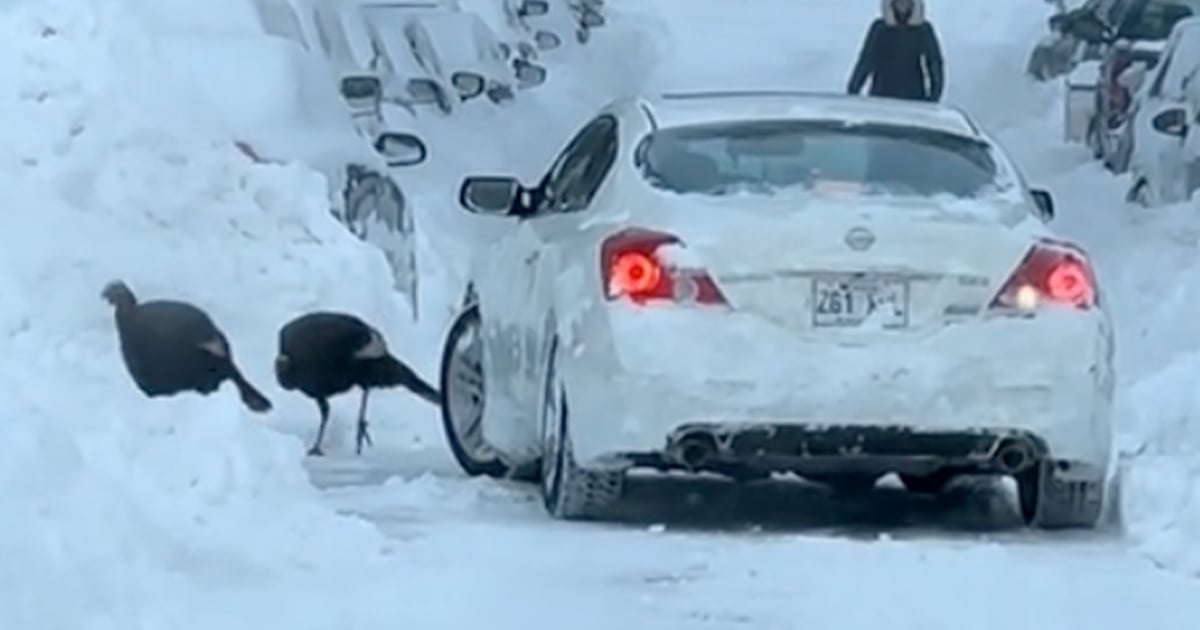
{"left": 636, "top": 119, "right": 1001, "bottom": 200}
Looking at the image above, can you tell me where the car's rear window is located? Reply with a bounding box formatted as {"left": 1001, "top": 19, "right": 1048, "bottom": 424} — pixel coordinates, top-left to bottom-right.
{"left": 635, "top": 119, "right": 1000, "bottom": 200}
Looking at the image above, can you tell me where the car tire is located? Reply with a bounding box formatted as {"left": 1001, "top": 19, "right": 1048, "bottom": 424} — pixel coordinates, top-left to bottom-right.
{"left": 439, "top": 306, "right": 508, "bottom": 478}
{"left": 539, "top": 336, "right": 623, "bottom": 519}
{"left": 900, "top": 470, "right": 955, "bottom": 494}
{"left": 1015, "top": 460, "right": 1106, "bottom": 530}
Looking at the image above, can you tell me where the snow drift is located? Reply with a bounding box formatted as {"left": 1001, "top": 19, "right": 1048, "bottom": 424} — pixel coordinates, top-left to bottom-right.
{"left": 0, "top": 0, "right": 421, "bottom": 626}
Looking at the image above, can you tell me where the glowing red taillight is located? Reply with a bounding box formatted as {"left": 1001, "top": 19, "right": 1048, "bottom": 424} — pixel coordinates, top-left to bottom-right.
{"left": 599, "top": 227, "right": 727, "bottom": 306}
{"left": 989, "top": 240, "right": 1097, "bottom": 311}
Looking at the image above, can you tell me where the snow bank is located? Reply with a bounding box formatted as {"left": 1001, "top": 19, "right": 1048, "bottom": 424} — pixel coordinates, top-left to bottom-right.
{"left": 1102, "top": 199, "right": 1200, "bottom": 577}
{"left": 0, "top": 0, "right": 427, "bottom": 626}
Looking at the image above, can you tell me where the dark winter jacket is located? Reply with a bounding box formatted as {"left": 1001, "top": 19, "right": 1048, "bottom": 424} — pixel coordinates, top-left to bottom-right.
{"left": 847, "top": 0, "right": 945, "bottom": 102}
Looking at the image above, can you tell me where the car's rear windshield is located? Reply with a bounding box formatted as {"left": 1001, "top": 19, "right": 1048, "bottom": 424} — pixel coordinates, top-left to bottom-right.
{"left": 635, "top": 119, "right": 1000, "bottom": 200}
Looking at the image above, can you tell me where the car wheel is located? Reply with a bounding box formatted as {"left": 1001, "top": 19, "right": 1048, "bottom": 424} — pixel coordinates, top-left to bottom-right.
{"left": 900, "top": 470, "right": 955, "bottom": 494}
{"left": 539, "top": 336, "right": 623, "bottom": 519}
{"left": 1015, "top": 460, "right": 1106, "bottom": 530}
{"left": 439, "top": 306, "right": 508, "bottom": 477}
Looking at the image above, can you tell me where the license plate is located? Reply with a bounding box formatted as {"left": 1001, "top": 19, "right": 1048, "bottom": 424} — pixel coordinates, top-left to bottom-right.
{"left": 811, "top": 275, "right": 910, "bottom": 328}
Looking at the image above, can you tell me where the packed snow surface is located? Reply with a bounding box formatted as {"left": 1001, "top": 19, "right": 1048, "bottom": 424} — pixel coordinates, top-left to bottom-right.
{"left": 2, "top": 0, "right": 1199, "bottom": 628}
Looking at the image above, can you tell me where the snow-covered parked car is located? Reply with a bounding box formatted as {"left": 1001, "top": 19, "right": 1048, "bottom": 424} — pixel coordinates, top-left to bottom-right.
{"left": 248, "top": 0, "right": 436, "bottom": 141}
{"left": 1084, "top": 39, "right": 1162, "bottom": 169}
{"left": 159, "top": 33, "right": 429, "bottom": 320}
{"left": 438, "top": 90, "right": 1116, "bottom": 529}
{"left": 1125, "top": 16, "right": 1200, "bottom": 205}
{"left": 503, "top": 0, "right": 604, "bottom": 46}
{"left": 397, "top": 10, "right": 549, "bottom": 104}
{"left": 1059, "top": 0, "right": 1197, "bottom": 141}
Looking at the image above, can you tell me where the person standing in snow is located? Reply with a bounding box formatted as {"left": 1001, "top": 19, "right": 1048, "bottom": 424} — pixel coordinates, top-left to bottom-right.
{"left": 846, "top": 0, "right": 945, "bottom": 102}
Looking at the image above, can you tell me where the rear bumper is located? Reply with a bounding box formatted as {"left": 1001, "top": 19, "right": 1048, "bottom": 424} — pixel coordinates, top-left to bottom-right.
{"left": 559, "top": 308, "right": 1114, "bottom": 473}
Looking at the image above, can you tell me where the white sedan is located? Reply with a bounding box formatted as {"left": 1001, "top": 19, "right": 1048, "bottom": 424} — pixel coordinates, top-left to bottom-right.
{"left": 438, "top": 90, "right": 1117, "bottom": 530}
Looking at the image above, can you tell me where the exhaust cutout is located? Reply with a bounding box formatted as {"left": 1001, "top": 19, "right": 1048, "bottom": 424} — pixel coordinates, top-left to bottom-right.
{"left": 993, "top": 438, "right": 1035, "bottom": 474}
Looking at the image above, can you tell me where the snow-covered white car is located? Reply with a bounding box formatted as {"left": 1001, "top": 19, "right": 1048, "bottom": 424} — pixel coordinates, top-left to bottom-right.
{"left": 1125, "top": 16, "right": 1200, "bottom": 205}
{"left": 1060, "top": 0, "right": 1197, "bottom": 141}
{"left": 248, "top": 0, "right": 435, "bottom": 139}
{"left": 1083, "top": 39, "right": 1162, "bottom": 170}
{"left": 397, "top": 10, "right": 548, "bottom": 104}
{"left": 503, "top": 0, "right": 604, "bottom": 45}
{"left": 438, "top": 91, "right": 1116, "bottom": 529}
{"left": 329, "top": 0, "right": 458, "bottom": 114}
{"left": 158, "top": 33, "right": 429, "bottom": 320}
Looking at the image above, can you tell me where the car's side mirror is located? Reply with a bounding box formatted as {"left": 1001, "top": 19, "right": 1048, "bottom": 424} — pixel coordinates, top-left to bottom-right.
{"left": 340, "top": 75, "right": 382, "bottom": 110}
{"left": 519, "top": 0, "right": 549, "bottom": 16}
{"left": 374, "top": 132, "right": 428, "bottom": 167}
{"left": 451, "top": 71, "right": 487, "bottom": 100}
{"left": 1151, "top": 108, "right": 1189, "bottom": 138}
{"left": 579, "top": 9, "right": 605, "bottom": 28}
{"left": 534, "top": 30, "right": 561, "bottom": 51}
{"left": 514, "top": 59, "right": 548, "bottom": 88}
{"left": 405, "top": 78, "right": 442, "bottom": 106}
{"left": 1030, "top": 188, "right": 1055, "bottom": 221}
{"left": 459, "top": 176, "right": 522, "bottom": 215}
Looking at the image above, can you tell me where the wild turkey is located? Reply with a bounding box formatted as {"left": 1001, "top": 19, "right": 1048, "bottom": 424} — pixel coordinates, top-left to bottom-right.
{"left": 274, "top": 311, "right": 438, "bottom": 456}
{"left": 102, "top": 280, "right": 272, "bottom": 412}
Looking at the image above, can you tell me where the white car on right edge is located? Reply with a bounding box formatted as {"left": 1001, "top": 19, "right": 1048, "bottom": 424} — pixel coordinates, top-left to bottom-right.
{"left": 1125, "top": 15, "right": 1200, "bottom": 205}
{"left": 437, "top": 90, "right": 1117, "bottom": 530}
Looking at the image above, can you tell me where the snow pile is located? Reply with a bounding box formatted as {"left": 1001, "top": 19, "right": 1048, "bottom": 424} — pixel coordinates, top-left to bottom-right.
{"left": 0, "top": 0, "right": 428, "bottom": 626}
{"left": 1103, "top": 199, "right": 1200, "bottom": 577}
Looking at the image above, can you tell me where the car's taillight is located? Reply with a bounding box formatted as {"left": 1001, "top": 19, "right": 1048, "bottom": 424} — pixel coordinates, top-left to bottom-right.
{"left": 988, "top": 240, "right": 1097, "bottom": 312}
{"left": 599, "top": 227, "right": 727, "bottom": 306}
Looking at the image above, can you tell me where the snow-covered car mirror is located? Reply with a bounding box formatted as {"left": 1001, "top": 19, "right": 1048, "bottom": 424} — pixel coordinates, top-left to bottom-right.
{"left": 579, "top": 10, "right": 604, "bottom": 28}
{"left": 498, "top": 42, "right": 513, "bottom": 58}
{"left": 514, "top": 59, "right": 547, "bottom": 88}
{"left": 534, "top": 30, "right": 561, "bottom": 50}
{"left": 405, "top": 78, "right": 442, "bottom": 106}
{"left": 1151, "top": 108, "right": 1189, "bottom": 138}
{"left": 459, "top": 176, "right": 520, "bottom": 215}
{"left": 1030, "top": 188, "right": 1055, "bottom": 221}
{"left": 519, "top": 0, "right": 549, "bottom": 16}
{"left": 451, "top": 71, "right": 486, "bottom": 100}
{"left": 340, "top": 75, "right": 382, "bottom": 109}
{"left": 374, "top": 131, "right": 428, "bottom": 167}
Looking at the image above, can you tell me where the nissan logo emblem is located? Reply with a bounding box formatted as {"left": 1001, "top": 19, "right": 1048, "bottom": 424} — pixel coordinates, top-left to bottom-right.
{"left": 844, "top": 226, "right": 875, "bottom": 250}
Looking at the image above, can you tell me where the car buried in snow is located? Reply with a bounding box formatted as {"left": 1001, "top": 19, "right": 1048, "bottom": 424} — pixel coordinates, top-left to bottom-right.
{"left": 158, "top": 33, "right": 429, "bottom": 321}
{"left": 1123, "top": 16, "right": 1200, "bottom": 205}
{"left": 437, "top": 90, "right": 1117, "bottom": 529}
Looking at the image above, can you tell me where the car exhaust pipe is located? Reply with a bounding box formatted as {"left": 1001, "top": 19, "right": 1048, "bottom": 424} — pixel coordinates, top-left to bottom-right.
{"left": 993, "top": 438, "right": 1036, "bottom": 474}
{"left": 672, "top": 431, "right": 718, "bottom": 470}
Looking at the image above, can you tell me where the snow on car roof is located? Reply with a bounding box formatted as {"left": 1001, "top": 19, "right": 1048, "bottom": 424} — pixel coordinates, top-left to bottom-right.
{"left": 642, "top": 90, "right": 981, "bottom": 139}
